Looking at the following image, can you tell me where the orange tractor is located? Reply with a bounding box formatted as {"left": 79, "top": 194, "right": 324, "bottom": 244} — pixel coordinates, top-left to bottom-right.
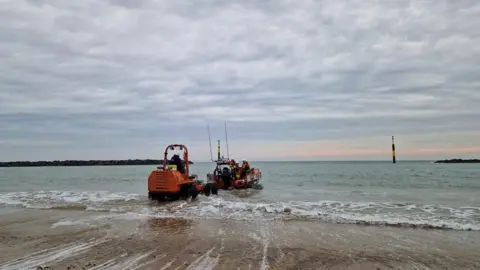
{"left": 147, "top": 144, "right": 217, "bottom": 201}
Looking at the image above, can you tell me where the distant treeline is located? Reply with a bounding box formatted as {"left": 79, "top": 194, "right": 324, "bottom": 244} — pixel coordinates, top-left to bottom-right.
{"left": 0, "top": 159, "right": 194, "bottom": 167}
{"left": 434, "top": 159, "right": 480, "bottom": 164}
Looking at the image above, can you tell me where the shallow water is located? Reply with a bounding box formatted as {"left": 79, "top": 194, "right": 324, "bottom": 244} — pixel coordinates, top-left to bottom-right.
{"left": 2, "top": 209, "right": 479, "bottom": 270}
{"left": 1, "top": 161, "right": 479, "bottom": 230}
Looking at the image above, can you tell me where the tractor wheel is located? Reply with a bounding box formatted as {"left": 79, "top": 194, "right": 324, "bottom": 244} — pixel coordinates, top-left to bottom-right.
{"left": 203, "top": 183, "right": 211, "bottom": 197}
{"left": 211, "top": 183, "right": 218, "bottom": 195}
{"left": 166, "top": 194, "right": 180, "bottom": 201}
{"left": 189, "top": 185, "right": 199, "bottom": 200}
{"left": 179, "top": 185, "right": 191, "bottom": 200}
{"left": 149, "top": 193, "right": 165, "bottom": 201}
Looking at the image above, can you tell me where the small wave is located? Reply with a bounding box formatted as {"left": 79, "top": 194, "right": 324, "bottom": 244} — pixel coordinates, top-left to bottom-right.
{"left": 143, "top": 197, "right": 480, "bottom": 231}
{"left": 51, "top": 205, "right": 88, "bottom": 211}
{"left": 348, "top": 219, "right": 476, "bottom": 231}
{"left": 0, "top": 190, "right": 145, "bottom": 210}
{"left": 2, "top": 191, "right": 479, "bottom": 231}
{"left": 51, "top": 219, "right": 89, "bottom": 228}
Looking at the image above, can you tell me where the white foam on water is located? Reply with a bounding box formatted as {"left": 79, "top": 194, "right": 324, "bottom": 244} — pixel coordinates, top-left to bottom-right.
{"left": 49, "top": 212, "right": 150, "bottom": 229}
{"left": 0, "top": 190, "right": 144, "bottom": 210}
{"left": 51, "top": 219, "right": 89, "bottom": 228}
{"left": 2, "top": 190, "right": 479, "bottom": 231}
{"left": 139, "top": 196, "right": 479, "bottom": 231}
{"left": 90, "top": 196, "right": 480, "bottom": 231}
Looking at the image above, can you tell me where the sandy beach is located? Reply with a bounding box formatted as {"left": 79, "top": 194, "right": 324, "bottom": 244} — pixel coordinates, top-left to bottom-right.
{"left": 1, "top": 208, "right": 479, "bottom": 270}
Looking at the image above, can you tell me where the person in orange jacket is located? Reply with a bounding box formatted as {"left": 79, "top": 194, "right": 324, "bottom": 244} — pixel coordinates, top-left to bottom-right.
{"left": 241, "top": 159, "right": 250, "bottom": 178}
{"left": 229, "top": 159, "right": 238, "bottom": 180}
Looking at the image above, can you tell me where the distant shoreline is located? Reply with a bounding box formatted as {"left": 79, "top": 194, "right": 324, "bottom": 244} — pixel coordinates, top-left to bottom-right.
{"left": 0, "top": 159, "right": 194, "bottom": 167}
{"left": 434, "top": 159, "right": 480, "bottom": 164}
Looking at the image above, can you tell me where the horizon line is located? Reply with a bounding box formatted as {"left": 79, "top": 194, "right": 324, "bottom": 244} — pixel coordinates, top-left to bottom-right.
{"left": 0, "top": 158, "right": 462, "bottom": 163}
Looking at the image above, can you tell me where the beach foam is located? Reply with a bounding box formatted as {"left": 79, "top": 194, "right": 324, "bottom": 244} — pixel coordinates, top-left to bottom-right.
{"left": 2, "top": 190, "right": 479, "bottom": 231}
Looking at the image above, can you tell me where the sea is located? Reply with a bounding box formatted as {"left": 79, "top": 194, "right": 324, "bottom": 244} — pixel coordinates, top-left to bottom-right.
{"left": 1, "top": 161, "right": 479, "bottom": 231}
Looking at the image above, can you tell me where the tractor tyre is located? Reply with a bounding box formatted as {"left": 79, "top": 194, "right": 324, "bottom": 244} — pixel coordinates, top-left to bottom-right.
{"left": 166, "top": 194, "right": 180, "bottom": 201}
{"left": 211, "top": 183, "right": 218, "bottom": 195}
{"left": 179, "top": 185, "right": 191, "bottom": 200}
{"left": 149, "top": 193, "right": 165, "bottom": 202}
{"left": 204, "top": 183, "right": 211, "bottom": 197}
{"left": 189, "top": 185, "right": 199, "bottom": 200}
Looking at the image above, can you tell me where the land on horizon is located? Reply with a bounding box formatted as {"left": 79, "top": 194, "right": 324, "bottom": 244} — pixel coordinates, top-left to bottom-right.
{"left": 434, "top": 158, "right": 480, "bottom": 164}
{"left": 1, "top": 158, "right": 478, "bottom": 167}
{"left": 0, "top": 159, "right": 194, "bottom": 167}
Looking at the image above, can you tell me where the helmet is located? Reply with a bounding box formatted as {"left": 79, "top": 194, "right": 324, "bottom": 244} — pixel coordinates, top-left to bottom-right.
{"left": 242, "top": 158, "right": 247, "bottom": 162}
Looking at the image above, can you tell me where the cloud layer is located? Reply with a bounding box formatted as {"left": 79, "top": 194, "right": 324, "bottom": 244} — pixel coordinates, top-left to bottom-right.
{"left": 1, "top": 0, "right": 480, "bottom": 161}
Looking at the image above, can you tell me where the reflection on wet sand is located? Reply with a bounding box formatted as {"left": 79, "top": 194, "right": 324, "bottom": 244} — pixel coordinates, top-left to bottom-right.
{"left": 0, "top": 209, "right": 479, "bottom": 270}
{"left": 144, "top": 218, "right": 194, "bottom": 234}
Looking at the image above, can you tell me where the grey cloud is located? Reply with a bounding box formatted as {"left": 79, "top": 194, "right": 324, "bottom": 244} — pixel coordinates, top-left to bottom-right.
{"left": 1, "top": 0, "right": 479, "bottom": 160}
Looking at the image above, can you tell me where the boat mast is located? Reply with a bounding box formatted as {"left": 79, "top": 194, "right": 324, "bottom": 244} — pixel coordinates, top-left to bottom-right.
{"left": 224, "top": 122, "right": 230, "bottom": 159}
{"left": 207, "top": 124, "right": 213, "bottom": 161}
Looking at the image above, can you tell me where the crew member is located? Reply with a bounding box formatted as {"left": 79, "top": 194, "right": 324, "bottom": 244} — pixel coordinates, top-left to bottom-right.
{"left": 229, "top": 159, "right": 237, "bottom": 169}
{"left": 229, "top": 159, "right": 238, "bottom": 179}
{"left": 241, "top": 159, "right": 250, "bottom": 178}
{"left": 221, "top": 167, "right": 232, "bottom": 188}
{"left": 235, "top": 162, "right": 241, "bottom": 179}
{"left": 242, "top": 159, "right": 250, "bottom": 171}
{"left": 170, "top": 154, "right": 185, "bottom": 173}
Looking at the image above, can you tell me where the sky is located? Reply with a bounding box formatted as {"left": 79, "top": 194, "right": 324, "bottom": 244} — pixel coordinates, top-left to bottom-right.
{"left": 1, "top": 0, "right": 480, "bottom": 162}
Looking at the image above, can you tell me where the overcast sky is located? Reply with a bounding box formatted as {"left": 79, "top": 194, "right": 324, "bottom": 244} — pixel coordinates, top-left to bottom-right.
{"left": 1, "top": 0, "right": 479, "bottom": 161}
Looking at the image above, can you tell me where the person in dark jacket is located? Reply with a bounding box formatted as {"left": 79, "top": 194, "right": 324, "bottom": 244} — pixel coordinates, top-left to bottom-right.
{"left": 169, "top": 154, "right": 185, "bottom": 173}
{"left": 221, "top": 167, "right": 232, "bottom": 188}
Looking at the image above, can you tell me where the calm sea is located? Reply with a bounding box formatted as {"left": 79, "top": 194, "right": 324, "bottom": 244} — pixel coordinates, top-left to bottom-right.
{"left": 1, "top": 161, "right": 479, "bottom": 230}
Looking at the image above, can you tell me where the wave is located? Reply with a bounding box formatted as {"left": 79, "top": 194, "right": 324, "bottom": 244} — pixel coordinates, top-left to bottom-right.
{"left": 0, "top": 190, "right": 145, "bottom": 211}
{"left": 185, "top": 197, "right": 480, "bottom": 231}
{"left": 1, "top": 190, "right": 479, "bottom": 231}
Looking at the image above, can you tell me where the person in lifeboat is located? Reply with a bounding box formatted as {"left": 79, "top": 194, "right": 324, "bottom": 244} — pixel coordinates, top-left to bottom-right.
{"left": 229, "top": 159, "right": 239, "bottom": 180}
{"left": 241, "top": 158, "right": 250, "bottom": 178}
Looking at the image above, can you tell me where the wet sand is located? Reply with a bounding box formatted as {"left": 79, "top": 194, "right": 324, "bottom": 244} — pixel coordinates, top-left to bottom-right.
{"left": 1, "top": 208, "right": 479, "bottom": 270}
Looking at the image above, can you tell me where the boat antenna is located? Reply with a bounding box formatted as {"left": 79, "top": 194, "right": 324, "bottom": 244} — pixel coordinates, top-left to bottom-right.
{"left": 224, "top": 122, "right": 230, "bottom": 159}
{"left": 207, "top": 124, "right": 213, "bottom": 161}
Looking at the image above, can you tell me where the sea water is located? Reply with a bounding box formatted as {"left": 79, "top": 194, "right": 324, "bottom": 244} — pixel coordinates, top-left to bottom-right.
{"left": 0, "top": 161, "right": 479, "bottom": 230}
